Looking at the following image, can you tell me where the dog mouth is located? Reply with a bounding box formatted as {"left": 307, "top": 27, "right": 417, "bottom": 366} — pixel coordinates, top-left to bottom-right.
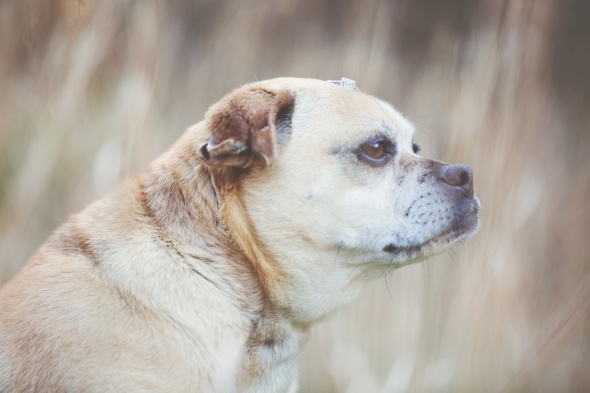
{"left": 383, "top": 205, "right": 479, "bottom": 259}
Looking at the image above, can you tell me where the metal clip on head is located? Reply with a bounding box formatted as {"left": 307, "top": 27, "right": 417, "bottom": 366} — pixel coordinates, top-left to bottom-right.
{"left": 326, "top": 77, "right": 358, "bottom": 91}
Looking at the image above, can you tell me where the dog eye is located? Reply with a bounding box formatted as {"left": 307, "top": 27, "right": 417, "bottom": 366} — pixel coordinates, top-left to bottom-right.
{"left": 363, "top": 142, "right": 386, "bottom": 159}
{"left": 357, "top": 138, "right": 396, "bottom": 167}
{"left": 412, "top": 141, "right": 421, "bottom": 154}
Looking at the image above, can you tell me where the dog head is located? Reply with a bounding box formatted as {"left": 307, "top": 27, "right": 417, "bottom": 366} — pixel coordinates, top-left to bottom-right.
{"left": 198, "top": 78, "right": 479, "bottom": 323}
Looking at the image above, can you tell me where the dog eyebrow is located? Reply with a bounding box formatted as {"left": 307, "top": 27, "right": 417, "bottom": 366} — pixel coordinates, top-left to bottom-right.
{"left": 331, "top": 127, "right": 393, "bottom": 157}
{"left": 380, "top": 122, "right": 397, "bottom": 137}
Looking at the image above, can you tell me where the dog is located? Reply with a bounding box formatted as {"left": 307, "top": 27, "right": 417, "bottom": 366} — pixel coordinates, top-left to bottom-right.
{"left": 0, "top": 77, "right": 479, "bottom": 392}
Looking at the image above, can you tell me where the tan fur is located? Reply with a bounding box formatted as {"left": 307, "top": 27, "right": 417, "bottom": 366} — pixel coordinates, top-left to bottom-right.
{"left": 0, "top": 78, "right": 478, "bottom": 392}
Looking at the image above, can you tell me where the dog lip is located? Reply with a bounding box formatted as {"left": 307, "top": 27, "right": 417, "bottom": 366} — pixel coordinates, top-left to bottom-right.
{"left": 383, "top": 243, "right": 421, "bottom": 254}
{"left": 471, "top": 199, "right": 481, "bottom": 215}
{"left": 383, "top": 213, "right": 479, "bottom": 255}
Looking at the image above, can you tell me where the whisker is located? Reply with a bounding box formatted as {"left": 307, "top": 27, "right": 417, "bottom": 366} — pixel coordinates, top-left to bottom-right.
{"left": 447, "top": 250, "right": 457, "bottom": 265}
{"left": 384, "top": 273, "right": 394, "bottom": 302}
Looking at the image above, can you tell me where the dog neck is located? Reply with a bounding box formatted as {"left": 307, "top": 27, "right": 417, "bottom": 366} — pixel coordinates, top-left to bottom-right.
{"left": 145, "top": 129, "right": 220, "bottom": 248}
{"left": 219, "top": 189, "right": 285, "bottom": 307}
{"left": 144, "top": 124, "right": 374, "bottom": 329}
{"left": 144, "top": 125, "right": 277, "bottom": 315}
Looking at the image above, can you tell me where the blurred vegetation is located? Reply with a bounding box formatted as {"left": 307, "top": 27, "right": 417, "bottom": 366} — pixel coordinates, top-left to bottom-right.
{"left": 1, "top": 0, "right": 589, "bottom": 391}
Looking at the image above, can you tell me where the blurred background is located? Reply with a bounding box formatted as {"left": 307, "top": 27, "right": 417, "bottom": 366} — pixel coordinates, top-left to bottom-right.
{"left": 1, "top": 0, "right": 589, "bottom": 391}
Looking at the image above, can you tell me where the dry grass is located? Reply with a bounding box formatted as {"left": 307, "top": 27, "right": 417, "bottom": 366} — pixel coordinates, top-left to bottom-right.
{"left": 1, "top": 1, "right": 589, "bottom": 392}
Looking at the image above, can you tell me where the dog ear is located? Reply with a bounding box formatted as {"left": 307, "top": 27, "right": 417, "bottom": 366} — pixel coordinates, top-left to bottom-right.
{"left": 198, "top": 89, "right": 294, "bottom": 168}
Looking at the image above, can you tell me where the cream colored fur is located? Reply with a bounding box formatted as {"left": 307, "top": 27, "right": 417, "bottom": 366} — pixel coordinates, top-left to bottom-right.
{"left": 0, "top": 78, "right": 478, "bottom": 392}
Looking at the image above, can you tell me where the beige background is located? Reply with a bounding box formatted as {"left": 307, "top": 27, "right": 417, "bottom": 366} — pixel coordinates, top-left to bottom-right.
{"left": 1, "top": 1, "right": 589, "bottom": 391}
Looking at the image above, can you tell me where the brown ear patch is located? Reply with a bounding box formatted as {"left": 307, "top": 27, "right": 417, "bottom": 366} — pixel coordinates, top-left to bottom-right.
{"left": 199, "top": 89, "right": 294, "bottom": 168}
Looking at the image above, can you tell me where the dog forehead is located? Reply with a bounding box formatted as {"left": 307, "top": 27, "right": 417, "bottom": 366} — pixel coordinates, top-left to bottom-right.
{"left": 292, "top": 82, "right": 414, "bottom": 140}
{"left": 241, "top": 77, "right": 415, "bottom": 139}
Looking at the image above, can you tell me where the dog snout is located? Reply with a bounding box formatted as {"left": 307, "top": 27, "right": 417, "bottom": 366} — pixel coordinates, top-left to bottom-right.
{"left": 438, "top": 164, "right": 474, "bottom": 197}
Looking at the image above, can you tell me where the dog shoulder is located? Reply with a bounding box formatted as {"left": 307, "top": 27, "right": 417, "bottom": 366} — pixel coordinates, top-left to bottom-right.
{"left": 0, "top": 176, "right": 257, "bottom": 391}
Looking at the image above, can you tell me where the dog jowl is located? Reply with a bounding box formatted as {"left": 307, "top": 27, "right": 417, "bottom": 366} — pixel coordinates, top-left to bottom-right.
{"left": 0, "top": 77, "right": 479, "bottom": 392}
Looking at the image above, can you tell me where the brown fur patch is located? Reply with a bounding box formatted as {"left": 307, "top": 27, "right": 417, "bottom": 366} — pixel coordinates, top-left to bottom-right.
{"left": 221, "top": 190, "right": 283, "bottom": 308}
{"left": 47, "top": 223, "right": 101, "bottom": 266}
{"left": 199, "top": 89, "right": 294, "bottom": 169}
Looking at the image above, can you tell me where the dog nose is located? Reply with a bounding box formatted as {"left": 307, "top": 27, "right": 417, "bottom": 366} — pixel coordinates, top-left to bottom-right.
{"left": 439, "top": 164, "right": 474, "bottom": 196}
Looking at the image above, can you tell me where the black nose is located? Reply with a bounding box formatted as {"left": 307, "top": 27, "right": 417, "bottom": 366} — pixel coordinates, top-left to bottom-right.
{"left": 439, "top": 164, "right": 474, "bottom": 196}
